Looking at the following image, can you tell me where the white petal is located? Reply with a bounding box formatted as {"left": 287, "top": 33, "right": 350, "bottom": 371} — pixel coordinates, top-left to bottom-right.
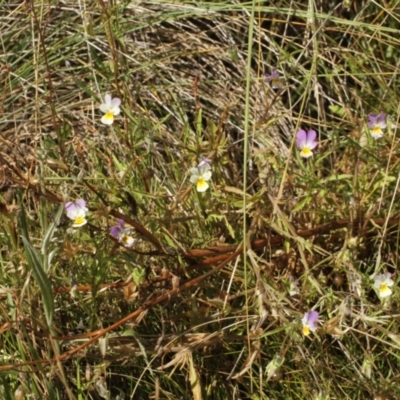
{"left": 190, "top": 174, "right": 199, "bottom": 184}
{"left": 111, "top": 97, "right": 121, "bottom": 108}
{"left": 122, "top": 236, "right": 135, "bottom": 247}
{"left": 202, "top": 170, "right": 212, "bottom": 180}
{"left": 111, "top": 106, "right": 121, "bottom": 116}
{"left": 72, "top": 218, "right": 87, "bottom": 228}
{"left": 104, "top": 93, "right": 111, "bottom": 105}
{"left": 197, "top": 180, "right": 209, "bottom": 192}
{"left": 101, "top": 114, "right": 114, "bottom": 125}
{"left": 379, "top": 287, "right": 392, "bottom": 298}
{"left": 99, "top": 104, "right": 109, "bottom": 113}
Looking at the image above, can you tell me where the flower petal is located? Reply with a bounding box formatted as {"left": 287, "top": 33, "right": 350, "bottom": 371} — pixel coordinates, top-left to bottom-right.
{"left": 377, "top": 112, "right": 387, "bottom": 129}
{"left": 110, "top": 226, "right": 121, "bottom": 238}
{"left": 300, "top": 148, "right": 313, "bottom": 158}
{"left": 202, "top": 170, "right": 212, "bottom": 181}
{"left": 72, "top": 216, "right": 87, "bottom": 228}
{"left": 104, "top": 94, "right": 111, "bottom": 105}
{"left": 307, "top": 311, "right": 319, "bottom": 324}
{"left": 384, "top": 273, "right": 394, "bottom": 285}
{"left": 65, "top": 201, "right": 74, "bottom": 211}
{"left": 101, "top": 112, "right": 114, "bottom": 125}
{"left": 66, "top": 208, "right": 78, "bottom": 220}
{"left": 75, "top": 199, "right": 87, "bottom": 211}
{"left": 198, "top": 157, "right": 212, "bottom": 169}
{"left": 264, "top": 71, "right": 279, "bottom": 81}
{"left": 370, "top": 128, "right": 383, "bottom": 139}
{"left": 197, "top": 179, "right": 209, "bottom": 192}
{"left": 379, "top": 285, "right": 392, "bottom": 298}
{"left": 111, "top": 97, "right": 121, "bottom": 108}
{"left": 110, "top": 106, "right": 121, "bottom": 116}
{"left": 65, "top": 202, "right": 81, "bottom": 220}
{"left": 99, "top": 104, "right": 109, "bottom": 113}
{"left": 377, "top": 112, "right": 387, "bottom": 123}
{"left": 306, "top": 129, "right": 317, "bottom": 144}
{"left": 121, "top": 235, "right": 135, "bottom": 247}
{"left": 302, "top": 326, "right": 310, "bottom": 336}
{"left": 190, "top": 174, "right": 199, "bottom": 184}
{"left": 296, "top": 129, "right": 307, "bottom": 148}
{"left": 368, "top": 113, "right": 378, "bottom": 127}
{"left": 307, "top": 141, "right": 318, "bottom": 150}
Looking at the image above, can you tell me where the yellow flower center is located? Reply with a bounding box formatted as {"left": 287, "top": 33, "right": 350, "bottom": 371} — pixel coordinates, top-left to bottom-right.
{"left": 196, "top": 177, "right": 209, "bottom": 192}
{"left": 122, "top": 235, "right": 130, "bottom": 244}
{"left": 271, "top": 78, "right": 283, "bottom": 88}
{"left": 380, "top": 284, "right": 388, "bottom": 294}
{"left": 74, "top": 216, "right": 86, "bottom": 226}
{"left": 372, "top": 126, "right": 382, "bottom": 135}
{"left": 302, "top": 326, "right": 310, "bottom": 336}
{"left": 104, "top": 111, "right": 114, "bottom": 120}
{"left": 300, "top": 147, "right": 312, "bottom": 157}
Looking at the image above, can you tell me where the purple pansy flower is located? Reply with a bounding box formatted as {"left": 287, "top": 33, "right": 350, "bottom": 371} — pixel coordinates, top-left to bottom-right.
{"left": 264, "top": 70, "right": 283, "bottom": 89}
{"left": 302, "top": 311, "right": 319, "bottom": 336}
{"left": 65, "top": 199, "right": 88, "bottom": 228}
{"left": 368, "top": 112, "right": 387, "bottom": 139}
{"left": 110, "top": 219, "right": 135, "bottom": 247}
{"left": 296, "top": 129, "right": 318, "bottom": 158}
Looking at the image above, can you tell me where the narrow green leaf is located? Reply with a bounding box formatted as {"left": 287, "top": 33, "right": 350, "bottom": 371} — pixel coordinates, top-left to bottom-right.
{"left": 41, "top": 204, "right": 64, "bottom": 273}
{"left": 22, "top": 236, "right": 54, "bottom": 327}
{"left": 196, "top": 107, "right": 202, "bottom": 136}
{"left": 292, "top": 196, "right": 312, "bottom": 213}
{"left": 41, "top": 204, "right": 63, "bottom": 255}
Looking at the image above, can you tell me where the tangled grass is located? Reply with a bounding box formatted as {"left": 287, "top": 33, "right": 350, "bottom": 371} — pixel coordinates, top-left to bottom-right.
{"left": 1, "top": 0, "right": 400, "bottom": 399}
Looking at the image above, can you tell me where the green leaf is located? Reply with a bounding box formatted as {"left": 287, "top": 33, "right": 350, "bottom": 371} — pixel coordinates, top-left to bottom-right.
{"left": 132, "top": 266, "right": 146, "bottom": 286}
{"left": 292, "top": 195, "right": 312, "bottom": 212}
{"left": 196, "top": 107, "right": 203, "bottom": 136}
{"left": 41, "top": 204, "right": 64, "bottom": 273}
{"left": 328, "top": 104, "right": 346, "bottom": 117}
{"left": 22, "top": 234, "right": 54, "bottom": 327}
{"left": 320, "top": 174, "right": 353, "bottom": 184}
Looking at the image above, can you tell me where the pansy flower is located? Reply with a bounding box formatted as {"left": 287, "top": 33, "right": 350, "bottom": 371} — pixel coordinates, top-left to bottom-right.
{"left": 65, "top": 199, "right": 89, "bottom": 228}
{"left": 110, "top": 219, "right": 135, "bottom": 247}
{"left": 296, "top": 129, "right": 318, "bottom": 158}
{"left": 302, "top": 311, "right": 319, "bottom": 336}
{"left": 100, "top": 94, "right": 121, "bottom": 125}
{"left": 189, "top": 164, "right": 212, "bottom": 192}
{"left": 264, "top": 70, "right": 283, "bottom": 89}
{"left": 368, "top": 112, "right": 387, "bottom": 139}
{"left": 373, "top": 272, "right": 394, "bottom": 298}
